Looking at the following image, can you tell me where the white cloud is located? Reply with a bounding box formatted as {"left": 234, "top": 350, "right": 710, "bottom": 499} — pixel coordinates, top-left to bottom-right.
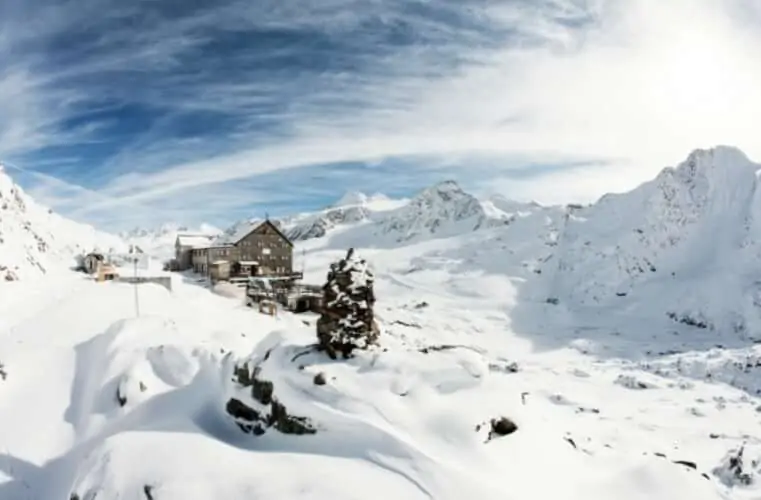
{"left": 3, "top": 0, "right": 761, "bottom": 227}
{"left": 92, "top": 0, "right": 761, "bottom": 207}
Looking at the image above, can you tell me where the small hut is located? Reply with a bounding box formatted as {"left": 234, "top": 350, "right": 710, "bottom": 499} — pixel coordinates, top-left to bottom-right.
{"left": 82, "top": 252, "right": 105, "bottom": 274}
{"left": 286, "top": 283, "right": 323, "bottom": 313}
{"left": 96, "top": 262, "right": 119, "bottom": 282}
{"left": 210, "top": 260, "right": 231, "bottom": 282}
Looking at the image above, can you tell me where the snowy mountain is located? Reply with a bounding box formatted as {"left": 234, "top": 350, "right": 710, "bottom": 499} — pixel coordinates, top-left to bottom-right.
{"left": 283, "top": 181, "right": 514, "bottom": 244}
{"left": 4, "top": 146, "right": 761, "bottom": 499}
{"left": 267, "top": 193, "right": 404, "bottom": 242}
{"left": 374, "top": 180, "right": 512, "bottom": 241}
{"left": 291, "top": 147, "right": 761, "bottom": 337}
{"left": 551, "top": 146, "right": 761, "bottom": 335}
{"left": 120, "top": 222, "right": 221, "bottom": 262}
{"left": 0, "top": 165, "right": 124, "bottom": 281}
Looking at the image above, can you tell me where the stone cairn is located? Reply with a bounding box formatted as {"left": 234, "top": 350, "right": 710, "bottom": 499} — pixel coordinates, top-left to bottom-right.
{"left": 316, "top": 248, "right": 379, "bottom": 359}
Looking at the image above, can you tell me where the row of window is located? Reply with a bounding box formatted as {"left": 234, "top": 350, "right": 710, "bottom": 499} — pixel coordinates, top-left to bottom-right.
{"left": 192, "top": 249, "right": 230, "bottom": 257}
{"left": 240, "top": 254, "right": 290, "bottom": 261}
{"left": 193, "top": 247, "right": 287, "bottom": 255}
{"left": 240, "top": 240, "right": 288, "bottom": 248}
{"left": 192, "top": 265, "right": 288, "bottom": 275}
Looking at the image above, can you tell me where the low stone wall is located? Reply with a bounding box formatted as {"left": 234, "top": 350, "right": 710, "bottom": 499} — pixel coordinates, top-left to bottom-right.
{"left": 117, "top": 276, "right": 172, "bottom": 292}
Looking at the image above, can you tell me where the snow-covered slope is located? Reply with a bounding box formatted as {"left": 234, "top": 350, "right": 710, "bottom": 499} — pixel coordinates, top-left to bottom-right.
{"left": 550, "top": 146, "right": 761, "bottom": 335}
{"left": 0, "top": 165, "right": 124, "bottom": 281}
{"left": 5, "top": 146, "right": 761, "bottom": 499}
{"left": 120, "top": 223, "right": 221, "bottom": 262}
{"left": 281, "top": 191, "right": 406, "bottom": 242}
{"left": 2, "top": 236, "right": 758, "bottom": 499}
{"left": 293, "top": 146, "right": 761, "bottom": 339}
{"left": 284, "top": 181, "right": 515, "bottom": 246}
{"left": 374, "top": 180, "right": 511, "bottom": 241}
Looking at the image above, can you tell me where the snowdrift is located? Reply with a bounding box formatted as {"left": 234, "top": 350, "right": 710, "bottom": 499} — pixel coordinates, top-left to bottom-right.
{"left": 67, "top": 316, "right": 732, "bottom": 500}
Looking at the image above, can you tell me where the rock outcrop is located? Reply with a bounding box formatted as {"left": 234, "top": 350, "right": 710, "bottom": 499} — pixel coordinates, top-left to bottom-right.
{"left": 712, "top": 445, "right": 759, "bottom": 487}
{"left": 224, "top": 352, "right": 316, "bottom": 436}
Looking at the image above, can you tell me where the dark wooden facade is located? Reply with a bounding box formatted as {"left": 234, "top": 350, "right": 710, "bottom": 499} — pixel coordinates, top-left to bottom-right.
{"left": 191, "top": 220, "right": 294, "bottom": 278}
{"left": 235, "top": 220, "right": 293, "bottom": 276}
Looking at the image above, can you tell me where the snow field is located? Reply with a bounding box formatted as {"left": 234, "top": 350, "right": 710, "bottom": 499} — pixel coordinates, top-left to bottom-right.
{"left": 2, "top": 147, "right": 761, "bottom": 498}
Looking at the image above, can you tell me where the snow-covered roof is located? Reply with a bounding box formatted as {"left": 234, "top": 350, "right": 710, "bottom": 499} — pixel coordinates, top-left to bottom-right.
{"left": 213, "top": 219, "right": 263, "bottom": 246}
{"left": 177, "top": 234, "right": 215, "bottom": 248}
{"left": 214, "top": 219, "right": 292, "bottom": 246}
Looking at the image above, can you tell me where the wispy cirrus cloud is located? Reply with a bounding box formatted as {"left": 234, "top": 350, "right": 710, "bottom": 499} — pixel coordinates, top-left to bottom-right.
{"left": 1, "top": 0, "right": 761, "bottom": 229}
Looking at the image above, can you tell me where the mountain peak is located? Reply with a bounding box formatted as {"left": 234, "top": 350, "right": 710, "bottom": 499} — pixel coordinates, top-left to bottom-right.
{"left": 414, "top": 180, "right": 467, "bottom": 203}
{"left": 674, "top": 146, "right": 755, "bottom": 179}
{"left": 426, "top": 180, "right": 463, "bottom": 193}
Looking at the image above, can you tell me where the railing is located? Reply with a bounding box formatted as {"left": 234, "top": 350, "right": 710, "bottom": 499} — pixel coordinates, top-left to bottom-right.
{"left": 117, "top": 276, "right": 172, "bottom": 291}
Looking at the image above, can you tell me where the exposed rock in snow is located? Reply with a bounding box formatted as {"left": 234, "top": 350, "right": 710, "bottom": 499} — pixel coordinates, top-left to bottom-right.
{"left": 223, "top": 345, "right": 317, "bottom": 436}
{"left": 0, "top": 165, "right": 125, "bottom": 280}
{"left": 643, "top": 345, "right": 761, "bottom": 395}
{"left": 712, "top": 445, "right": 760, "bottom": 487}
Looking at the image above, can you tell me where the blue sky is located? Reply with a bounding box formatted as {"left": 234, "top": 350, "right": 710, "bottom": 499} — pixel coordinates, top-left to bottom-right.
{"left": 1, "top": 0, "right": 761, "bottom": 230}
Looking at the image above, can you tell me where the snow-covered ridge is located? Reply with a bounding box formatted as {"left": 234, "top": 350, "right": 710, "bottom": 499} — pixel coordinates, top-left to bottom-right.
{"left": 0, "top": 165, "right": 125, "bottom": 281}
{"left": 281, "top": 181, "right": 519, "bottom": 244}
{"left": 549, "top": 146, "right": 761, "bottom": 331}
{"left": 375, "top": 180, "right": 512, "bottom": 241}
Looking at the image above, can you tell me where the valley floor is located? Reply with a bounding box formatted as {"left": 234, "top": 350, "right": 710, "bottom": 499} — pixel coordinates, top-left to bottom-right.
{"left": 0, "top": 253, "right": 759, "bottom": 499}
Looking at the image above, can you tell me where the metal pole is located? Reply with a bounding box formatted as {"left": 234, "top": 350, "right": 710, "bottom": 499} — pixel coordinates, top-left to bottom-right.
{"left": 301, "top": 248, "right": 306, "bottom": 279}
{"left": 134, "top": 255, "right": 140, "bottom": 317}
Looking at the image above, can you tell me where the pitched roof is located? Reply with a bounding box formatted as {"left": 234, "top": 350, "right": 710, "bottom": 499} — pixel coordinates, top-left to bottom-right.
{"left": 259, "top": 219, "right": 294, "bottom": 247}
{"left": 176, "top": 234, "right": 216, "bottom": 248}
{"left": 214, "top": 219, "right": 293, "bottom": 247}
